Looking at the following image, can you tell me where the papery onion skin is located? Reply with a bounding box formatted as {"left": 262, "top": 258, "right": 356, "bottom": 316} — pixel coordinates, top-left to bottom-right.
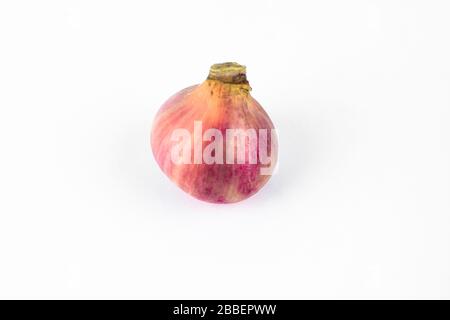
{"left": 151, "top": 62, "right": 277, "bottom": 203}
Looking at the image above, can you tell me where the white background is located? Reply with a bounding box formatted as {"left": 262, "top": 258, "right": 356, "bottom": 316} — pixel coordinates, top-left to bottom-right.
{"left": 0, "top": 1, "right": 449, "bottom": 299}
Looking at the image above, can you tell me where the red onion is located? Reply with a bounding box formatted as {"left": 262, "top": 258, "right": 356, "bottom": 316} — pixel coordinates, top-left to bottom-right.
{"left": 151, "top": 62, "right": 277, "bottom": 203}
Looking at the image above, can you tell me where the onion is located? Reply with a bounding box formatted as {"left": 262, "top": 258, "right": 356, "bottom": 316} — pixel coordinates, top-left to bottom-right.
{"left": 151, "top": 62, "right": 277, "bottom": 203}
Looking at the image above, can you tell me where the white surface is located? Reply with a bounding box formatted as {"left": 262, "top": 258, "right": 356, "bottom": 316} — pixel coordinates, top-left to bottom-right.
{"left": 1, "top": 1, "right": 449, "bottom": 299}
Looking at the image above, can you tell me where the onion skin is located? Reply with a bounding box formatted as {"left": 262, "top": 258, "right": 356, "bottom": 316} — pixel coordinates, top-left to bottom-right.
{"left": 151, "top": 63, "right": 277, "bottom": 203}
